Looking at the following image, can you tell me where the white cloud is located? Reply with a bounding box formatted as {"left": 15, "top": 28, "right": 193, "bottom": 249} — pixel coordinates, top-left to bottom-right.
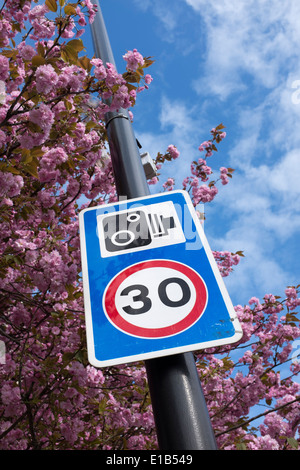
{"left": 205, "top": 147, "right": 300, "bottom": 303}
{"left": 159, "top": 96, "right": 198, "bottom": 135}
{"left": 132, "top": 0, "right": 184, "bottom": 43}
{"left": 221, "top": 226, "right": 289, "bottom": 303}
{"left": 136, "top": 95, "right": 204, "bottom": 184}
{"left": 132, "top": 0, "right": 300, "bottom": 303}
{"left": 184, "top": 0, "right": 300, "bottom": 100}
{"left": 260, "top": 150, "right": 300, "bottom": 195}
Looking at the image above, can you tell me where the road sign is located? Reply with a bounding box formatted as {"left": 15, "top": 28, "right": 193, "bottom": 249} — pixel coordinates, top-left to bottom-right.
{"left": 79, "top": 190, "right": 243, "bottom": 367}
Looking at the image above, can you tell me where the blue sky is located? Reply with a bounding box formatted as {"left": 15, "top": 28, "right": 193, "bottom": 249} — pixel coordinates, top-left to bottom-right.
{"left": 84, "top": 0, "right": 300, "bottom": 307}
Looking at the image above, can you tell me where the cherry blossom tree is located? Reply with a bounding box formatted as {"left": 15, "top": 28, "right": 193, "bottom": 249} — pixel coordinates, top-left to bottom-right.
{"left": 0, "top": 0, "right": 299, "bottom": 450}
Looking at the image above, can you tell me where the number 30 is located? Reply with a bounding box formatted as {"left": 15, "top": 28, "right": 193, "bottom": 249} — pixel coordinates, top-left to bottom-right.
{"left": 120, "top": 277, "right": 191, "bottom": 315}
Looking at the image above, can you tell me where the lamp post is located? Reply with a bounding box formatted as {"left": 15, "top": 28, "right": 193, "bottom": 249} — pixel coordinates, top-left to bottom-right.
{"left": 89, "top": 0, "right": 218, "bottom": 450}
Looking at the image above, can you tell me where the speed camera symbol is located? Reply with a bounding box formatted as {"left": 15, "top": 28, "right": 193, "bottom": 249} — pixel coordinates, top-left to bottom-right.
{"left": 97, "top": 201, "right": 186, "bottom": 258}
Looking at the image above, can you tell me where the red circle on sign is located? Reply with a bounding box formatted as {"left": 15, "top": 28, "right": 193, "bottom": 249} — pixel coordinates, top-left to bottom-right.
{"left": 103, "top": 260, "right": 208, "bottom": 338}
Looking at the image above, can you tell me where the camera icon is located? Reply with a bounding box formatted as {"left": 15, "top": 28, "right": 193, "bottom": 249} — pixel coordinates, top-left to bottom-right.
{"left": 97, "top": 201, "right": 186, "bottom": 258}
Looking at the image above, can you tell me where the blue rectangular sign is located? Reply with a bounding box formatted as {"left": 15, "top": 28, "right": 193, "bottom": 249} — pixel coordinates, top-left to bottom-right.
{"left": 79, "top": 190, "right": 243, "bottom": 367}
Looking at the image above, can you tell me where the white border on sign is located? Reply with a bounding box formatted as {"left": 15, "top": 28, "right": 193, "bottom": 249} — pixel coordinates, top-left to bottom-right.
{"left": 79, "top": 190, "right": 243, "bottom": 368}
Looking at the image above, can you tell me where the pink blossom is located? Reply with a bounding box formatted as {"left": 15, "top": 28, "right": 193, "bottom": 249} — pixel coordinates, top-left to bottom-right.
{"left": 0, "top": 55, "right": 9, "bottom": 80}
{"left": 35, "top": 64, "right": 58, "bottom": 94}
{"left": 0, "top": 129, "right": 6, "bottom": 146}
{"left": 285, "top": 287, "right": 297, "bottom": 298}
{"left": 111, "top": 84, "right": 131, "bottom": 110}
{"left": 285, "top": 287, "right": 300, "bottom": 309}
{"left": 191, "top": 159, "right": 212, "bottom": 181}
{"left": 144, "top": 74, "right": 153, "bottom": 85}
{"left": 75, "top": 29, "right": 85, "bottom": 38}
{"left": 220, "top": 166, "right": 229, "bottom": 185}
{"left": 182, "top": 176, "right": 189, "bottom": 189}
{"left": 105, "top": 62, "right": 124, "bottom": 88}
{"left": 0, "top": 18, "right": 13, "bottom": 47}
{"left": 76, "top": 6, "right": 87, "bottom": 26}
{"left": 0, "top": 1, "right": 298, "bottom": 450}
{"left": 192, "top": 183, "right": 218, "bottom": 204}
{"left": 17, "top": 41, "right": 35, "bottom": 61}
{"left": 0, "top": 171, "right": 24, "bottom": 199}
{"left": 19, "top": 103, "right": 54, "bottom": 149}
{"left": 82, "top": 0, "right": 97, "bottom": 23}
{"left": 28, "top": 4, "right": 55, "bottom": 39}
{"left": 163, "top": 177, "right": 175, "bottom": 191}
{"left": 123, "top": 49, "right": 145, "bottom": 72}
{"left": 91, "top": 58, "right": 107, "bottom": 80}
{"left": 167, "top": 144, "right": 180, "bottom": 159}
{"left": 249, "top": 297, "right": 260, "bottom": 305}
{"left": 39, "top": 148, "right": 68, "bottom": 184}
{"left": 198, "top": 140, "right": 211, "bottom": 152}
{"left": 148, "top": 176, "right": 158, "bottom": 185}
{"left": 29, "top": 103, "right": 54, "bottom": 130}
{"left": 247, "top": 435, "right": 280, "bottom": 450}
{"left": 61, "top": 18, "right": 76, "bottom": 38}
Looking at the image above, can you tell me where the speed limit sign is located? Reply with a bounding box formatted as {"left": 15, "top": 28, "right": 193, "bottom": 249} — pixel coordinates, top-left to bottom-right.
{"left": 79, "top": 190, "right": 243, "bottom": 367}
{"left": 104, "top": 260, "right": 207, "bottom": 339}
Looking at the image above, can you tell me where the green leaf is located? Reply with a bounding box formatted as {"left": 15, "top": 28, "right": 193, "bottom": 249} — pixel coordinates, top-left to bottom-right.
{"left": 31, "top": 147, "right": 45, "bottom": 158}
{"left": 27, "top": 121, "right": 43, "bottom": 133}
{"left": 11, "top": 21, "right": 21, "bottom": 33}
{"left": 45, "top": 0, "right": 57, "bottom": 12}
{"left": 31, "top": 55, "right": 46, "bottom": 67}
{"left": 67, "top": 39, "right": 85, "bottom": 52}
{"left": 64, "top": 98, "right": 73, "bottom": 110}
{"left": 62, "top": 352, "right": 75, "bottom": 364}
{"left": 287, "top": 437, "right": 299, "bottom": 449}
{"left": 126, "top": 83, "right": 138, "bottom": 93}
{"left": 0, "top": 160, "right": 21, "bottom": 175}
{"left": 23, "top": 159, "right": 39, "bottom": 178}
{"left": 286, "top": 313, "right": 299, "bottom": 324}
{"left": 98, "top": 398, "right": 107, "bottom": 413}
{"left": 78, "top": 55, "right": 92, "bottom": 72}
{"left": 143, "top": 56, "right": 155, "bottom": 68}
{"left": 123, "top": 71, "right": 140, "bottom": 84}
{"left": 64, "top": 4, "right": 76, "bottom": 15}
{"left": 21, "top": 149, "right": 32, "bottom": 164}
{"left": 61, "top": 45, "right": 79, "bottom": 64}
{"left": 85, "top": 120, "right": 98, "bottom": 131}
{"left": 235, "top": 251, "right": 245, "bottom": 257}
{"left": 236, "top": 442, "right": 247, "bottom": 450}
{"left": 37, "top": 42, "right": 45, "bottom": 58}
{"left": 1, "top": 49, "right": 16, "bottom": 58}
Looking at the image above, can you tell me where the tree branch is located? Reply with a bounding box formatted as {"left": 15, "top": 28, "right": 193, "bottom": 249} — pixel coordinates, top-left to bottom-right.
{"left": 215, "top": 396, "right": 300, "bottom": 437}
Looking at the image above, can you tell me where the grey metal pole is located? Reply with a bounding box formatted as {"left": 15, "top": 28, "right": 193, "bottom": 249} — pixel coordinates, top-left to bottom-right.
{"left": 89, "top": 0, "right": 149, "bottom": 199}
{"left": 145, "top": 354, "right": 217, "bottom": 450}
{"left": 89, "top": 0, "right": 218, "bottom": 450}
